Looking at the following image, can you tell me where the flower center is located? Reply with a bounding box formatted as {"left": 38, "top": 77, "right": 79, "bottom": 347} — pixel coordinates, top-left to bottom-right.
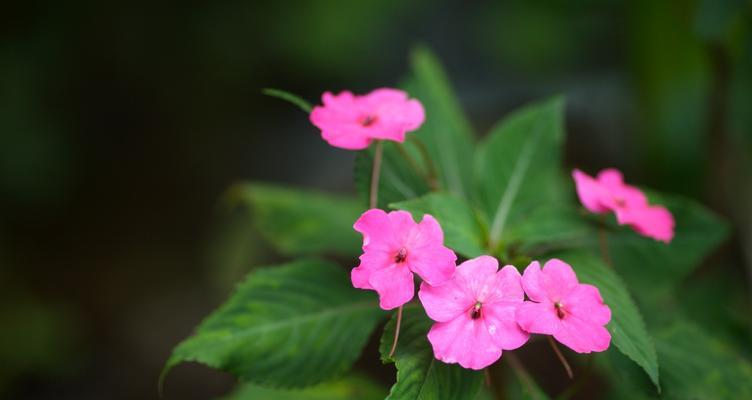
{"left": 614, "top": 197, "right": 626, "bottom": 207}
{"left": 555, "top": 302, "right": 566, "bottom": 319}
{"left": 394, "top": 247, "right": 407, "bottom": 263}
{"left": 470, "top": 302, "right": 482, "bottom": 319}
{"left": 358, "top": 114, "right": 378, "bottom": 127}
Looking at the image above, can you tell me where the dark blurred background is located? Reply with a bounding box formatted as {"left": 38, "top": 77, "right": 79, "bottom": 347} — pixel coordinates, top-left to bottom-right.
{"left": 1, "top": 1, "right": 750, "bottom": 399}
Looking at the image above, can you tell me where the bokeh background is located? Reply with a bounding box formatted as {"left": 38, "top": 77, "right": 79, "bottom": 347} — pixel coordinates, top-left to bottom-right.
{"left": 1, "top": 1, "right": 751, "bottom": 399}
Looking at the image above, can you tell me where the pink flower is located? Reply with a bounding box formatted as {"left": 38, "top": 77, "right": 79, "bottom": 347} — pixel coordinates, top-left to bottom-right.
{"left": 309, "top": 88, "right": 425, "bottom": 150}
{"left": 572, "top": 168, "right": 675, "bottom": 243}
{"left": 352, "top": 209, "right": 456, "bottom": 310}
{"left": 515, "top": 259, "right": 611, "bottom": 353}
{"left": 418, "top": 256, "right": 530, "bottom": 370}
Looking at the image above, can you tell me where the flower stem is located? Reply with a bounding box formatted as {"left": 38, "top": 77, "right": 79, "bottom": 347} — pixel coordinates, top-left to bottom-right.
{"left": 408, "top": 136, "right": 439, "bottom": 190}
{"left": 598, "top": 215, "right": 613, "bottom": 268}
{"left": 388, "top": 305, "right": 403, "bottom": 358}
{"left": 548, "top": 336, "right": 573, "bottom": 379}
{"left": 369, "top": 140, "right": 384, "bottom": 209}
{"left": 506, "top": 353, "right": 537, "bottom": 397}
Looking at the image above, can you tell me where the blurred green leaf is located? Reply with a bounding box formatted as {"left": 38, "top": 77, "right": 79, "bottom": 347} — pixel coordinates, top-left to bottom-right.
{"left": 220, "top": 374, "right": 387, "bottom": 400}
{"left": 379, "top": 306, "right": 483, "bottom": 400}
{"left": 475, "top": 96, "right": 565, "bottom": 251}
{"left": 262, "top": 88, "right": 313, "bottom": 112}
{"left": 504, "top": 355, "right": 551, "bottom": 400}
{"left": 161, "top": 259, "right": 384, "bottom": 391}
{"left": 606, "top": 191, "right": 729, "bottom": 303}
{"left": 230, "top": 182, "right": 363, "bottom": 257}
{"left": 504, "top": 202, "right": 594, "bottom": 255}
{"left": 402, "top": 46, "right": 477, "bottom": 199}
{"left": 391, "top": 192, "right": 487, "bottom": 258}
{"left": 602, "top": 321, "right": 752, "bottom": 400}
{"left": 655, "top": 321, "right": 752, "bottom": 399}
{"left": 552, "top": 250, "right": 660, "bottom": 390}
{"left": 354, "top": 141, "right": 431, "bottom": 209}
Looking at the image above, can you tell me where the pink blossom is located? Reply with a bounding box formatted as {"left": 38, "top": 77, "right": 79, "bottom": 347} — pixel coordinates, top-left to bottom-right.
{"left": 352, "top": 209, "right": 456, "bottom": 310}
{"left": 515, "top": 259, "right": 611, "bottom": 353}
{"left": 418, "top": 256, "right": 530, "bottom": 370}
{"left": 572, "top": 168, "right": 675, "bottom": 243}
{"left": 309, "top": 88, "right": 425, "bottom": 150}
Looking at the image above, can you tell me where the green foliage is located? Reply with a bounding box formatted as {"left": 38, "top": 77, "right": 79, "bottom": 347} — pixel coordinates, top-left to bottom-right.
{"left": 221, "top": 375, "right": 387, "bottom": 400}
{"left": 230, "top": 182, "right": 363, "bottom": 257}
{"left": 605, "top": 191, "right": 729, "bottom": 305}
{"left": 656, "top": 322, "right": 752, "bottom": 399}
{"left": 354, "top": 141, "right": 431, "bottom": 209}
{"left": 379, "top": 306, "right": 484, "bottom": 399}
{"left": 603, "top": 321, "right": 752, "bottom": 400}
{"left": 161, "top": 259, "right": 384, "bottom": 390}
{"left": 165, "top": 47, "right": 742, "bottom": 399}
{"left": 503, "top": 203, "right": 594, "bottom": 254}
{"left": 402, "top": 47, "right": 477, "bottom": 199}
{"left": 262, "top": 88, "right": 313, "bottom": 113}
{"left": 555, "top": 250, "right": 660, "bottom": 390}
{"left": 475, "top": 96, "right": 565, "bottom": 250}
{"left": 392, "top": 192, "right": 487, "bottom": 258}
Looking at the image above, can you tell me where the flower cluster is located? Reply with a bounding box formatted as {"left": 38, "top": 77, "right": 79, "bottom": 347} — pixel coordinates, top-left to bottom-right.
{"left": 352, "top": 209, "right": 611, "bottom": 369}
{"left": 572, "top": 169, "right": 675, "bottom": 242}
{"left": 310, "top": 87, "right": 674, "bottom": 371}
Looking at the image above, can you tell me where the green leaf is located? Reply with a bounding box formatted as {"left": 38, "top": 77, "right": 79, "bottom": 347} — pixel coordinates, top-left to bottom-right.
{"left": 354, "top": 141, "right": 431, "bottom": 209}
{"left": 655, "top": 321, "right": 752, "bottom": 399}
{"left": 161, "top": 259, "right": 384, "bottom": 391}
{"left": 552, "top": 250, "right": 660, "bottom": 390}
{"left": 229, "top": 182, "right": 363, "bottom": 257}
{"left": 503, "top": 356, "right": 551, "bottom": 400}
{"left": 601, "top": 321, "right": 752, "bottom": 400}
{"left": 606, "top": 191, "right": 729, "bottom": 303}
{"left": 379, "top": 306, "right": 484, "bottom": 400}
{"left": 475, "top": 96, "right": 565, "bottom": 250}
{"left": 391, "top": 192, "right": 487, "bottom": 258}
{"left": 262, "top": 88, "right": 312, "bottom": 113}
{"left": 220, "top": 375, "right": 387, "bottom": 400}
{"left": 402, "top": 46, "right": 476, "bottom": 199}
{"left": 504, "top": 202, "right": 594, "bottom": 255}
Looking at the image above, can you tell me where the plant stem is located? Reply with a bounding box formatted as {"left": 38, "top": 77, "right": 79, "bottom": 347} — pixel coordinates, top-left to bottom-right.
{"left": 388, "top": 305, "right": 403, "bottom": 358}
{"left": 555, "top": 356, "right": 593, "bottom": 400}
{"left": 506, "top": 353, "right": 537, "bottom": 398}
{"left": 548, "top": 336, "right": 573, "bottom": 379}
{"left": 408, "top": 136, "right": 439, "bottom": 190}
{"left": 395, "top": 143, "right": 436, "bottom": 190}
{"left": 598, "top": 215, "right": 613, "bottom": 268}
{"left": 369, "top": 140, "right": 384, "bottom": 209}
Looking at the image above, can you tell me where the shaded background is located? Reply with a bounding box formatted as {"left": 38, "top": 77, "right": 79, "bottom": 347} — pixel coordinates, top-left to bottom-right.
{"left": 1, "top": 1, "right": 750, "bottom": 399}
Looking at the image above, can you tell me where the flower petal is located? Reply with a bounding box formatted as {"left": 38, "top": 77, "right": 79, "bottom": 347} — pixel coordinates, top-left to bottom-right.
{"left": 453, "top": 256, "right": 500, "bottom": 301}
{"left": 427, "top": 314, "right": 502, "bottom": 370}
{"left": 406, "top": 215, "right": 456, "bottom": 286}
{"left": 563, "top": 284, "right": 611, "bottom": 326}
{"left": 483, "top": 301, "right": 530, "bottom": 350}
{"left": 515, "top": 301, "right": 561, "bottom": 335}
{"left": 553, "top": 315, "right": 611, "bottom": 353}
{"left": 618, "top": 205, "right": 675, "bottom": 243}
{"left": 521, "top": 259, "right": 578, "bottom": 303}
{"left": 541, "top": 259, "right": 579, "bottom": 300}
{"left": 418, "top": 280, "right": 474, "bottom": 323}
{"left": 353, "top": 209, "right": 391, "bottom": 248}
{"left": 486, "top": 265, "right": 525, "bottom": 303}
{"left": 368, "top": 263, "right": 414, "bottom": 310}
{"left": 572, "top": 169, "right": 610, "bottom": 213}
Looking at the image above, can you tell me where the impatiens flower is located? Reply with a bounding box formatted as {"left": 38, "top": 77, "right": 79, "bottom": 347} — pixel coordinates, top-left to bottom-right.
{"left": 418, "top": 256, "right": 530, "bottom": 370}
{"left": 309, "top": 88, "right": 425, "bottom": 150}
{"left": 352, "top": 209, "right": 456, "bottom": 310}
{"left": 572, "top": 168, "right": 675, "bottom": 243}
{"left": 516, "top": 259, "right": 611, "bottom": 353}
